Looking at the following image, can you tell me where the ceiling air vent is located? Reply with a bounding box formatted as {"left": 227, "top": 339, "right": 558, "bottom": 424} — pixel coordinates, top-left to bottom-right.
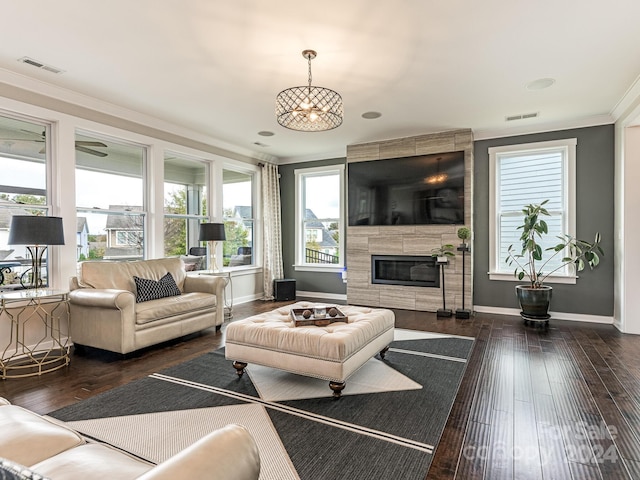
{"left": 505, "top": 112, "right": 539, "bottom": 122}
{"left": 17, "top": 57, "right": 64, "bottom": 74}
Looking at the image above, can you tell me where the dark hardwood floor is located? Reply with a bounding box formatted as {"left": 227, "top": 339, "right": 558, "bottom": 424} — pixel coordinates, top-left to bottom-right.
{"left": 2, "top": 299, "right": 640, "bottom": 479}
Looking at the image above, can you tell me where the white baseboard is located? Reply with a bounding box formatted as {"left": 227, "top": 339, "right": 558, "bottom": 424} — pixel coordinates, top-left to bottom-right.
{"left": 473, "top": 305, "right": 614, "bottom": 324}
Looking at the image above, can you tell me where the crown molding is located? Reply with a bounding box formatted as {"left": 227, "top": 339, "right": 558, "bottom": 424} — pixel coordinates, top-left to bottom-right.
{"left": 0, "top": 67, "right": 278, "bottom": 164}
{"left": 473, "top": 114, "right": 614, "bottom": 141}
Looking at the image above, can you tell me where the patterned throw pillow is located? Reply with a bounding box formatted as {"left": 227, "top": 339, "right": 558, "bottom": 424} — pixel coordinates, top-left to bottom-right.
{"left": 0, "top": 458, "right": 49, "bottom": 480}
{"left": 133, "top": 272, "right": 182, "bottom": 303}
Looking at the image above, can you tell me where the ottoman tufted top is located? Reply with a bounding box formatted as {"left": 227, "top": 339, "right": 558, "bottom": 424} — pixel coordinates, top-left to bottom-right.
{"left": 225, "top": 302, "right": 394, "bottom": 362}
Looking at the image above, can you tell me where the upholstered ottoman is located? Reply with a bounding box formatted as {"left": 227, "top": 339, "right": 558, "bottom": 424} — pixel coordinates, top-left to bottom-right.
{"left": 225, "top": 302, "right": 395, "bottom": 398}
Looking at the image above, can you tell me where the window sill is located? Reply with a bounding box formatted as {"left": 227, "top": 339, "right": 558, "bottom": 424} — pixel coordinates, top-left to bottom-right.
{"left": 294, "top": 264, "right": 343, "bottom": 274}
{"left": 488, "top": 272, "right": 577, "bottom": 285}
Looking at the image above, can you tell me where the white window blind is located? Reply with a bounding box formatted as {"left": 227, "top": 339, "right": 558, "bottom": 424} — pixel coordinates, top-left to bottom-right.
{"left": 489, "top": 139, "right": 576, "bottom": 281}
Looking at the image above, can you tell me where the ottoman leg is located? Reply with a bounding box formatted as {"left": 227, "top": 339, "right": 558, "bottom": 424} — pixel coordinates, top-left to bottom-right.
{"left": 233, "top": 361, "right": 247, "bottom": 377}
{"left": 329, "top": 381, "right": 345, "bottom": 399}
{"left": 379, "top": 346, "right": 390, "bottom": 359}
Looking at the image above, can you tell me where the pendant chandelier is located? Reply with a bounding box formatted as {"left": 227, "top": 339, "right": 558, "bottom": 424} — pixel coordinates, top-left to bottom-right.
{"left": 276, "top": 50, "right": 343, "bottom": 132}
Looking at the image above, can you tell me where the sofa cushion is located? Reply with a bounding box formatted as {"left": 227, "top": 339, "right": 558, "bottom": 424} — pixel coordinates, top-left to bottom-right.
{"left": 135, "top": 292, "right": 217, "bottom": 325}
{"left": 76, "top": 258, "right": 186, "bottom": 293}
{"left": 0, "top": 458, "right": 49, "bottom": 480}
{"left": 134, "top": 273, "right": 181, "bottom": 303}
{"left": 31, "top": 444, "right": 152, "bottom": 480}
{"left": 0, "top": 405, "right": 84, "bottom": 467}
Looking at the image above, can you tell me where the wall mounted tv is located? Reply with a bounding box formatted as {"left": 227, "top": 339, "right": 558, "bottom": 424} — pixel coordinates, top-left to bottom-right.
{"left": 347, "top": 151, "right": 465, "bottom": 226}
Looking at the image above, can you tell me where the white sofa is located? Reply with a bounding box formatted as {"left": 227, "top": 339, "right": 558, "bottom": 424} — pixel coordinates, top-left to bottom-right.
{"left": 69, "top": 258, "right": 225, "bottom": 354}
{"left": 0, "top": 397, "right": 260, "bottom": 480}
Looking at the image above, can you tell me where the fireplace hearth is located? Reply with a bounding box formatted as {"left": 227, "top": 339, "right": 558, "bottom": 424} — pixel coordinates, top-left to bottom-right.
{"left": 371, "top": 255, "right": 439, "bottom": 288}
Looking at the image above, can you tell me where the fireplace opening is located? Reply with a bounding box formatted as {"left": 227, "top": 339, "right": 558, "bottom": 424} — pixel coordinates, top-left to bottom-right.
{"left": 371, "top": 255, "right": 439, "bottom": 288}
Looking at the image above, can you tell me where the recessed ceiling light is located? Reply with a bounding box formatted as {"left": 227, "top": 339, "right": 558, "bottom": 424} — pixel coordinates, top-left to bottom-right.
{"left": 526, "top": 78, "right": 555, "bottom": 90}
{"left": 258, "top": 131, "right": 275, "bottom": 137}
{"left": 361, "top": 111, "right": 382, "bottom": 119}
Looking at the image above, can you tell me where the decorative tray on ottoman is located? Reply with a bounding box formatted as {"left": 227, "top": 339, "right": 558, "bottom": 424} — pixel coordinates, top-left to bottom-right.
{"left": 290, "top": 307, "right": 348, "bottom": 327}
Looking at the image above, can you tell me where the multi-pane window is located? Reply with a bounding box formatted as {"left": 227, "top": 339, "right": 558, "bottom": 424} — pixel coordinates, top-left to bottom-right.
{"left": 75, "top": 132, "right": 146, "bottom": 261}
{"left": 223, "top": 169, "right": 254, "bottom": 267}
{"left": 0, "top": 115, "right": 51, "bottom": 288}
{"left": 163, "top": 155, "right": 208, "bottom": 258}
{"left": 295, "top": 165, "right": 344, "bottom": 268}
{"left": 489, "top": 138, "right": 576, "bottom": 281}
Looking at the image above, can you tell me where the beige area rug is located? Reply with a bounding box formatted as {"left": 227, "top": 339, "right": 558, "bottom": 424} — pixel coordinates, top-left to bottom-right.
{"left": 64, "top": 403, "right": 299, "bottom": 480}
{"left": 241, "top": 329, "right": 469, "bottom": 402}
{"left": 247, "top": 357, "right": 422, "bottom": 402}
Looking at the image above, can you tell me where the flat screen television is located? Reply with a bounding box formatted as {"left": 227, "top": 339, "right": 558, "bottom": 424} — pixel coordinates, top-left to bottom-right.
{"left": 347, "top": 151, "right": 465, "bottom": 226}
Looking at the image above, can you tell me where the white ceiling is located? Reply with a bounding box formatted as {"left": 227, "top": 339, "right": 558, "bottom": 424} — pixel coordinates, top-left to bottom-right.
{"left": 1, "top": 1, "right": 639, "bottom": 163}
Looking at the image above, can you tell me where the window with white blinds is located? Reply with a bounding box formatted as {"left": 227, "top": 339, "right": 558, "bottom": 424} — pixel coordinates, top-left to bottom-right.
{"left": 489, "top": 138, "right": 577, "bottom": 282}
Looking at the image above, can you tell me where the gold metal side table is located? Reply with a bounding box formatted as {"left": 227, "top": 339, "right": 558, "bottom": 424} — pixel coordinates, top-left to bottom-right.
{"left": 0, "top": 289, "right": 71, "bottom": 379}
{"left": 198, "top": 270, "right": 233, "bottom": 320}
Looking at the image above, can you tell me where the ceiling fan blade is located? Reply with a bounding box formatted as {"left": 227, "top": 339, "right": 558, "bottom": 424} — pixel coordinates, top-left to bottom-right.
{"left": 76, "top": 141, "right": 108, "bottom": 147}
{"left": 19, "top": 129, "right": 45, "bottom": 139}
{"left": 75, "top": 145, "right": 108, "bottom": 157}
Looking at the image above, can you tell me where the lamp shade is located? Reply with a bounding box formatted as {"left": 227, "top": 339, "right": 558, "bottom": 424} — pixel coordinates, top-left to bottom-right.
{"left": 198, "top": 223, "right": 226, "bottom": 242}
{"left": 8, "top": 216, "right": 65, "bottom": 245}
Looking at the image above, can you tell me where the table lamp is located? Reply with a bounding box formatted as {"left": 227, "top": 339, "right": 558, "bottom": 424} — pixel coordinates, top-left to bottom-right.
{"left": 8, "top": 215, "right": 65, "bottom": 289}
{"left": 198, "top": 223, "right": 226, "bottom": 272}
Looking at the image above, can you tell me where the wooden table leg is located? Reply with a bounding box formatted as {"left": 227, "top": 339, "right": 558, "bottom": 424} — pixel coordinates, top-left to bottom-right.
{"left": 233, "top": 361, "right": 247, "bottom": 377}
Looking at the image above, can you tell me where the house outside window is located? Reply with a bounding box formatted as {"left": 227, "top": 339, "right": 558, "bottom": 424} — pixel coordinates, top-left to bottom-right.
{"left": 75, "top": 132, "right": 146, "bottom": 261}
{"left": 223, "top": 168, "right": 255, "bottom": 267}
{"left": 116, "top": 230, "right": 142, "bottom": 246}
{"left": 489, "top": 138, "right": 577, "bottom": 283}
{"left": 294, "top": 164, "right": 344, "bottom": 270}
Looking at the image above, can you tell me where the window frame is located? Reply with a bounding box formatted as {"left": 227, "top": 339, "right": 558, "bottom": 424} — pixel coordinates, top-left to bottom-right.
{"left": 222, "top": 165, "right": 257, "bottom": 270}
{"left": 294, "top": 164, "right": 345, "bottom": 272}
{"left": 163, "top": 153, "right": 210, "bottom": 257}
{"left": 74, "top": 130, "right": 148, "bottom": 261}
{"left": 488, "top": 138, "right": 577, "bottom": 283}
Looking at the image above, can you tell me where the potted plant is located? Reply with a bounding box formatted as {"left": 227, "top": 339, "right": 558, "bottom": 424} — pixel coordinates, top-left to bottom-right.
{"left": 431, "top": 244, "right": 456, "bottom": 264}
{"left": 457, "top": 227, "right": 471, "bottom": 249}
{"left": 505, "top": 200, "right": 604, "bottom": 318}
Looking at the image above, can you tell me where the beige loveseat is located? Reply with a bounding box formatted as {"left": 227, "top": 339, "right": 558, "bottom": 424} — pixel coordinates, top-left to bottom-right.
{"left": 69, "top": 258, "right": 225, "bottom": 354}
{"left": 0, "top": 397, "right": 260, "bottom": 480}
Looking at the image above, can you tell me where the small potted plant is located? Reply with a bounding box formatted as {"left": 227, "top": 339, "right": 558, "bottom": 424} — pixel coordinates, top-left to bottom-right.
{"left": 505, "top": 200, "right": 604, "bottom": 319}
{"left": 431, "top": 244, "right": 455, "bottom": 264}
{"left": 457, "top": 227, "right": 471, "bottom": 249}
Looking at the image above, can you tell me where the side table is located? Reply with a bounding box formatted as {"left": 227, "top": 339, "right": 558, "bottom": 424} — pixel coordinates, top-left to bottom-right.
{"left": 0, "top": 289, "right": 71, "bottom": 379}
{"left": 198, "top": 270, "right": 233, "bottom": 320}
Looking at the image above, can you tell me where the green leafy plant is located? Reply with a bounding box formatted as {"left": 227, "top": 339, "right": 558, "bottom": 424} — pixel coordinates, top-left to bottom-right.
{"left": 431, "top": 244, "right": 456, "bottom": 259}
{"left": 457, "top": 227, "right": 471, "bottom": 244}
{"left": 505, "top": 200, "right": 604, "bottom": 288}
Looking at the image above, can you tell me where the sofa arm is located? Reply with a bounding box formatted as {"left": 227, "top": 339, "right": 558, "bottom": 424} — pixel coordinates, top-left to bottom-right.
{"left": 69, "top": 288, "right": 135, "bottom": 309}
{"left": 183, "top": 274, "right": 225, "bottom": 296}
{"left": 69, "top": 288, "right": 137, "bottom": 353}
{"left": 136, "top": 424, "right": 260, "bottom": 480}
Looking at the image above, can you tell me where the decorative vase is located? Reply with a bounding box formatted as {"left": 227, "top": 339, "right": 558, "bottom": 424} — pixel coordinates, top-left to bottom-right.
{"left": 515, "top": 285, "right": 552, "bottom": 319}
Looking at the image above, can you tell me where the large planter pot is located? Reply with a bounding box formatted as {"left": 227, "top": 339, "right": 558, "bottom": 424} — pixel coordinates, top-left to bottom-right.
{"left": 515, "top": 285, "right": 552, "bottom": 319}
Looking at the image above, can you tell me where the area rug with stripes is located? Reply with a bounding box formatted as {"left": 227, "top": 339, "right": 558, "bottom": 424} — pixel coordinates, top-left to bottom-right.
{"left": 49, "top": 329, "right": 474, "bottom": 480}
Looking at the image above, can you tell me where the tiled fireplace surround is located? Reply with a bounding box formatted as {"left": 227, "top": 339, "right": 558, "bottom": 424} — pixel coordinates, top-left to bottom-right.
{"left": 346, "top": 129, "right": 473, "bottom": 312}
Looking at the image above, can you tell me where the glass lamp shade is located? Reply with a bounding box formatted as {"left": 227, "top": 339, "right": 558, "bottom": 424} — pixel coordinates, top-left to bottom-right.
{"left": 198, "top": 223, "right": 226, "bottom": 242}
{"left": 8, "top": 216, "right": 65, "bottom": 245}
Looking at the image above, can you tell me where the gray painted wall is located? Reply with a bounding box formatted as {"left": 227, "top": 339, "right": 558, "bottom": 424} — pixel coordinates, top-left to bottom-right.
{"left": 473, "top": 124, "right": 615, "bottom": 316}
{"left": 279, "top": 157, "right": 347, "bottom": 295}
